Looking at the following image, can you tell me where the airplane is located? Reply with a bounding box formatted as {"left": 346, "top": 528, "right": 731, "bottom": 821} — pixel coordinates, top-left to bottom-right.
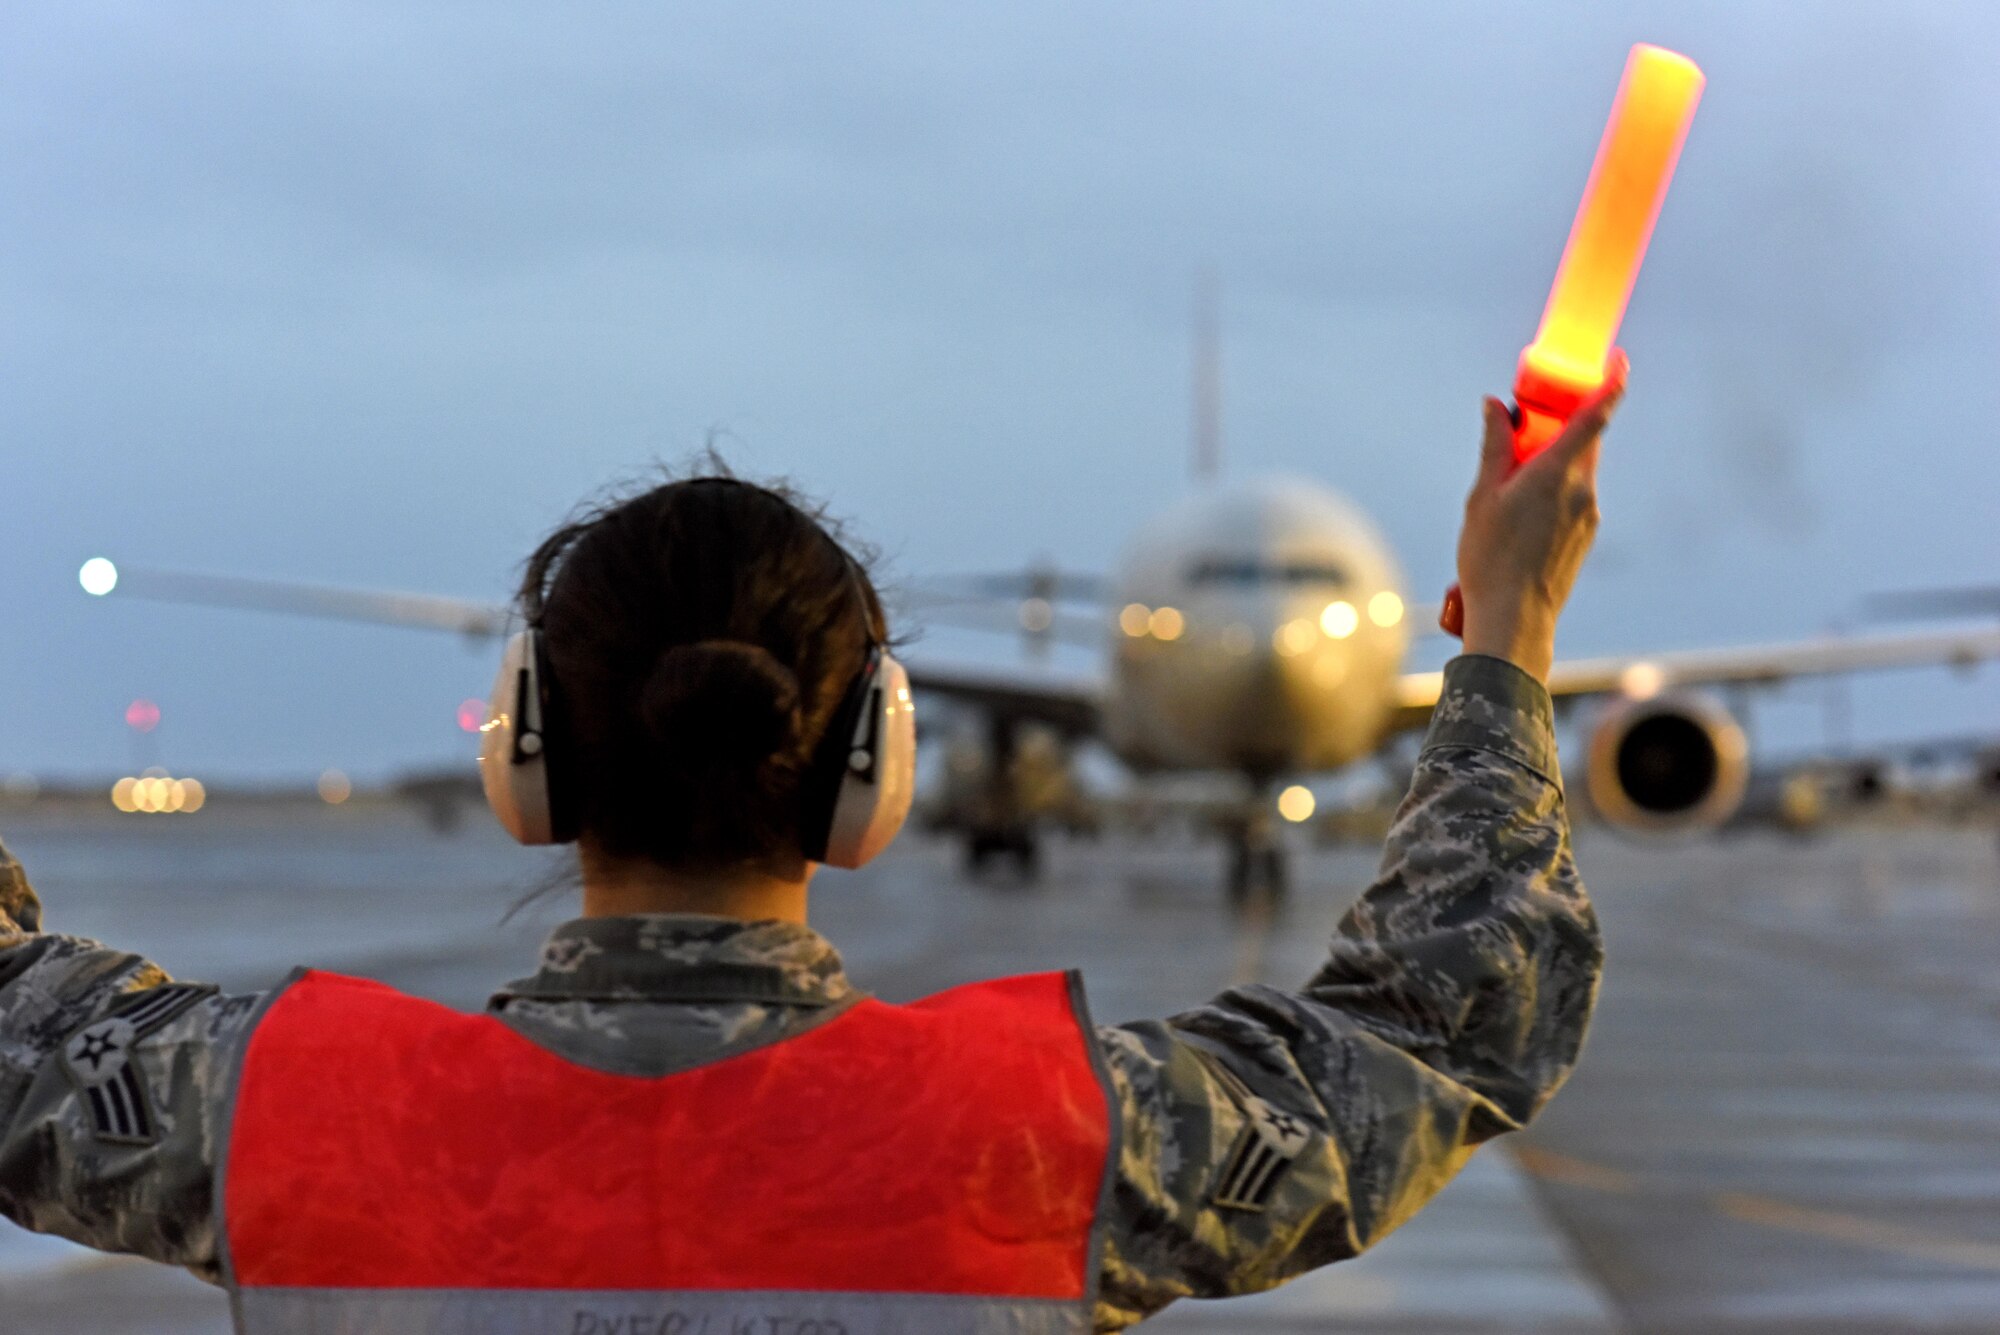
{"left": 79, "top": 484, "right": 2000, "bottom": 906}
{"left": 71, "top": 296, "right": 2000, "bottom": 904}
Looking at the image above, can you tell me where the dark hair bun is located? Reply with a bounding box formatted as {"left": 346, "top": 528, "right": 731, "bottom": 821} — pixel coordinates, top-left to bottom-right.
{"left": 641, "top": 641, "right": 802, "bottom": 767}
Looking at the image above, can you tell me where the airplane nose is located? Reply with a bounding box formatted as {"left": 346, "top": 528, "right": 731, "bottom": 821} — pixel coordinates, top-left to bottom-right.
{"left": 1271, "top": 607, "right": 1354, "bottom": 694}
{"left": 1177, "top": 607, "right": 1359, "bottom": 771}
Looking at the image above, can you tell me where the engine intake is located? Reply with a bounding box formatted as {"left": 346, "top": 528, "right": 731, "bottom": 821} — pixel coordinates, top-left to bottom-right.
{"left": 1586, "top": 691, "right": 1749, "bottom": 834}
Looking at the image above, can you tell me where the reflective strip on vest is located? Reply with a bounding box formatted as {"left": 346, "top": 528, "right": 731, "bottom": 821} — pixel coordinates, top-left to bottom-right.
{"left": 236, "top": 1287, "right": 1088, "bottom": 1334}
{"left": 220, "top": 969, "right": 1112, "bottom": 1335}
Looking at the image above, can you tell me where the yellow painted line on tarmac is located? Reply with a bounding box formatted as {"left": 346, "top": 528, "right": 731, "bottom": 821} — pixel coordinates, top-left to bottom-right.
{"left": 1511, "top": 1144, "right": 1645, "bottom": 1195}
{"left": 1712, "top": 1191, "right": 2000, "bottom": 1272}
{"left": 1513, "top": 1143, "right": 2000, "bottom": 1272}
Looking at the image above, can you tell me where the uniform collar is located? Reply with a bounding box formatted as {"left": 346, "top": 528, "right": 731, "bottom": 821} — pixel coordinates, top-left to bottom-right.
{"left": 490, "top": 914, "right": 854, "bottom": 1009}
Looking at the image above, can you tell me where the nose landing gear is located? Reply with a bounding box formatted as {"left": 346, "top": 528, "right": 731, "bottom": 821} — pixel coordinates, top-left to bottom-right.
{"left": 964, "top": 824, "right": 1041, "bottom": 880}
{"left": 1223, "top": 801, "right": 1288, "bottom": 913}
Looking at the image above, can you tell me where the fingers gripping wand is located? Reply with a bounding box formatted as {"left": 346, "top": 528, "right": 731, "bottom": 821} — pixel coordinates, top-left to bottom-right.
{"left": 1440, "top": 43, "right": 1704, "bottom": 638}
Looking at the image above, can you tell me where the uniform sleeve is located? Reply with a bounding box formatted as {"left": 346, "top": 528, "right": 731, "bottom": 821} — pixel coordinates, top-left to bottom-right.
{"left": 1093, "top": 654, "right": 1602, "bottom": 1331}
{"left": 0, "top": 836, "right": 258, "bottom": 1282}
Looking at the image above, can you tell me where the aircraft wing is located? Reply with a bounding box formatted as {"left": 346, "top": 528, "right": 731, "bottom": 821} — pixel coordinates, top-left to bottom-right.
{"left": 90, "top": 560, "right": 1111, "bottom": 733}
{"left": 89, "top": 564, "right": 511, "bottom": 638}
{"left": 1389, "top": 624, "right": 2000, "bottom": 734}
{"left": 92, "top": 562, "right": 1117, "bottom": 653}
{"left": 897, "top": 592, "right": 1107, "bottom": 650}
{"left": 903, "top": 661, "right": 1104, "bottom": 736}
{"left": 1861, "top": 584, "right": 2000, "bottom": 621}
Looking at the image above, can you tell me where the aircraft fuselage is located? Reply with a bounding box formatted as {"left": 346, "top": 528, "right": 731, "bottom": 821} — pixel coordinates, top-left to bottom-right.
{"left": 1103, "top": 476, "right": 1410, "bottom": 781}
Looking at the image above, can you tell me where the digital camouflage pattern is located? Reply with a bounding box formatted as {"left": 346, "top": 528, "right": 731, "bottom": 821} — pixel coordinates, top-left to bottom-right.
{"left": 0, "top": 653, "right": 1599, "bottom": 1331}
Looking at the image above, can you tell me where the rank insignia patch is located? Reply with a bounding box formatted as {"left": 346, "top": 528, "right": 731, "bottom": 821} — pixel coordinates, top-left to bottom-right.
{"left": 63, "top": 1016, "right": 156, "bottom": 1145}
{"left": 1212, "top": 1098, "right": 1312, "bottom": 1212}
{"left": 58, "top": 984, "right": 209, "bottom": 1146}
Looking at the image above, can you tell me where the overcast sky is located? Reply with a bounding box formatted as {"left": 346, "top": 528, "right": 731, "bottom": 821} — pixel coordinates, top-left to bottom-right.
{"left": 3, "top": 2, "right": 1996, "bottom": 782}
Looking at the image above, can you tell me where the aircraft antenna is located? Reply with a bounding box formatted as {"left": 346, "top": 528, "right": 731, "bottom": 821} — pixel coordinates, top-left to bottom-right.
{"left": 1191, "top": 267, "right": 1222, "bottom": 483}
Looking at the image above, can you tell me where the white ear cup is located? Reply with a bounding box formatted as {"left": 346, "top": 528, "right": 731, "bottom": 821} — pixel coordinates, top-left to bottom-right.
{"left": 819, "top": 650, "right": 917, "bottom": 869}
{"left": 479, "top": 630, "right": 559, "bottom": 845}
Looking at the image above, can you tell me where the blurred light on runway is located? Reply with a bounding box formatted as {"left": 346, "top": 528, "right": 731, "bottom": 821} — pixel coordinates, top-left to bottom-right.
{"left": 317, "top": 770, "right": 353, "bottom": 805}
{"left": 111, "top": 773, "right": 205, "bottom": 814}
{"left": 1367, "top": 591, "right": 1405, "bottom": 628}
{"left": 456, "top": 699, "right": 486, "bottom": 733}
{"left": 1277, "top": 785, "right": 1316, "bottom": 822}
{"left": 125, "top": 699, "right": 161, "bottom": 733}
{"left": 1119, "top": 603, "right": 1150, "bottom": 637}
{"left": 1148, "top": 607, "right": 1185, "bottom": 641}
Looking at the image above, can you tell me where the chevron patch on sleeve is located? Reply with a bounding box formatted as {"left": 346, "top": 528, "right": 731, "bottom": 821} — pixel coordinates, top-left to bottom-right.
{"left": 1211, "top": 1098, "right": 1313, "bottom": 1212}
{"left": 62, "top": 1016, "right": 156, "bottom": 1144}
{"left": 58, "top": 984, "right": 211, "bottom": 1146}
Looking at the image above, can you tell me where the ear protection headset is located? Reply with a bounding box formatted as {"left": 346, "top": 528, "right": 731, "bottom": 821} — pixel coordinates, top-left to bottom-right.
{"left": 477, "top": 509, "right": 917, "bottom": 870}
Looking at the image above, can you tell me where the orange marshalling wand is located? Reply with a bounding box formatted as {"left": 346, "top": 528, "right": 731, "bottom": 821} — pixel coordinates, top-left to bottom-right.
{"left": 1512, "top": 42, "right": 1705, "bottom": 460}
{"left": 1441, "top": 43, "right": 1704, "bottom": 638}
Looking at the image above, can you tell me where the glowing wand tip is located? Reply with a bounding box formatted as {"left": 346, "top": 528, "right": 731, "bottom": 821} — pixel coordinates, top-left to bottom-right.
{"left": 1439, "top": 42, "right": 1705, "bottom": 638}
{"left": 1518, "top": 42, "right": 1705, "bottom": 439}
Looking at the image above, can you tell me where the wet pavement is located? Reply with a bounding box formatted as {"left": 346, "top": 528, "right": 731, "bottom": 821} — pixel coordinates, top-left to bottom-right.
{"left": 0, "top": 806, "right": 1994, "bottom": 1331}
{"left": 1510, "top": 828, "right": 2000, "bottom": 1333}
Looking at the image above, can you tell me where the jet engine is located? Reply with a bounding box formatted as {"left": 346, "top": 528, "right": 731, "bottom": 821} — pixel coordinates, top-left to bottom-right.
{"left": 1585, "top": 691, "right": 1750, "bottom": 834}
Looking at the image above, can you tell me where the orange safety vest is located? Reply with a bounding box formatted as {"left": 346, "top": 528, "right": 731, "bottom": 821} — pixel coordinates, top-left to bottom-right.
{"left": 219, "top": 969, "right": 1114, "bottom": 1335}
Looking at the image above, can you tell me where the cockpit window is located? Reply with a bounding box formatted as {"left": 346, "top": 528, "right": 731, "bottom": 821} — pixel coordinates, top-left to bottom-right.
{"left": 1186, "top": 556, "right": 1348, "bottom": 587}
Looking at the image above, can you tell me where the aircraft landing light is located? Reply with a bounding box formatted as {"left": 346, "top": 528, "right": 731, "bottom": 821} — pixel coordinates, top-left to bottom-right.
{"left": 1148, "top": 607, "right": 1185, "bottom": 641}
{"left": 79, "top": 557, "right": 118, "bottom": 597}
{"left": 1320, "top": 600, "right": 1359, "bottom": 640}
{"left": 1619, "top": 661, "right": 1665, "bottom": 700}
{"left": 1277, "top": 618, "right": 1318, "bottom": 657}
{"left": 1368, "top": 591, "right": 1405, "bottom": 629}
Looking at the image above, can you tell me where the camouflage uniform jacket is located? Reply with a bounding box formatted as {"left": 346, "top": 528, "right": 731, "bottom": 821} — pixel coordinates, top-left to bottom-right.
{"left": 0, "top": 653, "right": 1599, "bottom": 1331}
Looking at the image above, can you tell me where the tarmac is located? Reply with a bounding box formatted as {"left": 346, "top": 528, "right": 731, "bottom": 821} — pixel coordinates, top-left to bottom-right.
{"left": 0, "top": 806, "right": 1993, "bottom": 1332}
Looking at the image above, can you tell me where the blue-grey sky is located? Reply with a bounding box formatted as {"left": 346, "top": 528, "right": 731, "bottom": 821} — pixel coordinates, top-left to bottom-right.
{"left": 4, "top": 2, "right": 1996, "bottom": 782}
